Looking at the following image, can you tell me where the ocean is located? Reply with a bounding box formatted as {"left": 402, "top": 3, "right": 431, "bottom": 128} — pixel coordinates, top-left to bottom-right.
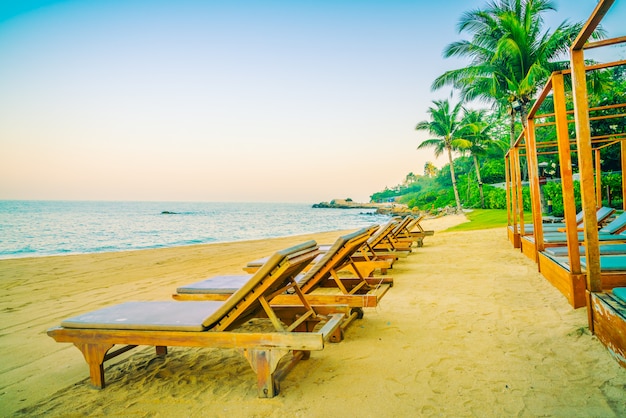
{"left": 0, "top": 200, "right": 391, "bottom": 259}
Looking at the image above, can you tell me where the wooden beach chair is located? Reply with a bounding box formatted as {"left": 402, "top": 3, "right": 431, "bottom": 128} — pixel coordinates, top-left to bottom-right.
{"left": 47, "top": 241, "right": 347, "bottom": 398}
{"left": 364, "top": 218, "right": 413, "bottom": 258}
{"left": 390, "top": 214, "right": 435, "bottom": 247}
{"left": 540, "top": 211, "right": 626, "bottom": 245}
{"left": 520, "top": 206, "right": 615, "bottom": 234}
{"left": 542, "top": 212, "right": 626, "bottom": 257}
{"left": 544, "top": 243, "right": 626, "bottom": 257}
{"left": 174, "top": 227, "right": 394, "bottom": 323}
{"left": 243, "top": 224, "right": 394, "bottom": 277}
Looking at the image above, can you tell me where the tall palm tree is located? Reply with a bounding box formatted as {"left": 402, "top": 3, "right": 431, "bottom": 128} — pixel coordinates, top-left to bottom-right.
{"left": 432, "top": 0, "right": 585, "bottom": 146}
{"left": 458, "top": 109, "right": 495, "bottom": 208}
{"left": 416, "top": 99, "right": 470, "bottom": 212}
{"left": 423, "top": 161, "right": 438, "bottom": 178}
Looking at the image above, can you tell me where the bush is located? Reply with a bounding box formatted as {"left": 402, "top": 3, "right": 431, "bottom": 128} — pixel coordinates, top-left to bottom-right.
{"left": 480, "top": 159, "right": 506, "bottom": 184}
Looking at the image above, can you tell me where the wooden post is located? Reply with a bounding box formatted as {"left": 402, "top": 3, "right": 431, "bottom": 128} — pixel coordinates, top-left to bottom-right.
{"left": 524, "top": 119, "right": 543, "bottom": 256}
{"left": 622, "top": 141, "right": 626, "bottom": 211}
{"left": 511, "top": 151, "right": 518, "bottom": 230}
{"left": 571, "top": 48, "right": 601, "bottom": 292}
{"left": 514, "top": 147, "right": 525, "bottom": 236}
{"left": 505, "top": 154, "right": 511, "bottom": 227}
{"left": 76, "top": 342, "right": 114, "bottom": 389}
{"left": 553, "top": 72, "right": 582, "bottom": 274}
{"left": 242, "top": 348, "right": 290, "bottom": 398}
{"left": 595, "top": 149, "right": 602, "bottom": 207}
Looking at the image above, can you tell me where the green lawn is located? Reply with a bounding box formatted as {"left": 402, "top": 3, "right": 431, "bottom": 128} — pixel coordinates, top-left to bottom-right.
{"left": 445, "top": 209, "right": 510, "bottom": 231}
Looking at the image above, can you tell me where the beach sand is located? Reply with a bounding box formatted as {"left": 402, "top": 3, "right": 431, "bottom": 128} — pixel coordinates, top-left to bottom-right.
{"left": 2, "top": 214, "right": 625, "bottom": 417}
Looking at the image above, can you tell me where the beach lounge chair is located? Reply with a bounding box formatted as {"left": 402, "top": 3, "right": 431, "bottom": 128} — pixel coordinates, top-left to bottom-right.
{"left": 243, "top": 224, "right": 394, "bottom": 277}
{"left": 47, "top": 241, "right": 347, "bottom": 398}
{"left": 390, "top": 214, "right": 435, "bottom": 247}
{"left": 541, "top": 211, "right": 626, "bottom": 244}
{"left": 406, "top": 214, "right": 435, "bottom": 241}
{"left": 174, "top": 228, "right": 394, "bottom": 322}
{"left": 377, "top": 216, "right": 416, "bottom": 251}
{"left": 520, "top": 206, "right": 615, "bottom": 234}
{"left": 362, "top": 218, "right": 412, "bottom": 257}
{"left": 320, "top": 223, "right": 401, "bottom": 274}
{"left": 544, "top": 243, "right": 626, "bottom": 257}
{"left": 580, "top": 255, "right": 626, "bottom": 271}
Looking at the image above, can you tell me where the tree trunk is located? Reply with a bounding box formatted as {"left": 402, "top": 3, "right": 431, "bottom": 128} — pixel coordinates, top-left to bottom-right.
{"left": 520, "top": 104, "right": 528, "bottom": 128}
{"left": 447, "top": 145, "right": 463, "bottom": 213}
{"left": 473, "top": 154, "right": 485, "bottom": 208}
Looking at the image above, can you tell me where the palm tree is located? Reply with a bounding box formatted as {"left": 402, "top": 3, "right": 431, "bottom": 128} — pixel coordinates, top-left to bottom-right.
{"left": 404, "top": 172, "right": 418, "bottom": 185}
{"left": 432, "top": 0, "right": 585, "bottom": 146}
{"left": 423, "top": 161, "right": 438, "bottom": 178}
{"left": 458, "top": 109, "right": 495, "bottom": 208}
{"left": 416, "top": 99, "right": 470, "bottom": 212}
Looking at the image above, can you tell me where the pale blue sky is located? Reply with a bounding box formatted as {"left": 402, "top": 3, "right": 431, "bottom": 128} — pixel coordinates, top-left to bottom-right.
{"left": 1, "top": 0, "right": 623, "bottom": 203}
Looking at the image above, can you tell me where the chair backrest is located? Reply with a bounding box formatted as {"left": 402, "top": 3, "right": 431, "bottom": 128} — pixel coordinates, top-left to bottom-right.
{"left": 405, "top": 215, "right": 424, "bottom": 232}
{"left": 600, "top": 211, "right": 626, "bottom": 234}
{"left": 203, "top": 240, "right": 319, "bottom": 331}
{"left": 575, "top": 209, "right": 584, "bottom": 224}
{"left": 367, "top": 218, "right": 400, "bottom": 248}
{"left": 297, "top": 226, "right": 374, "bottom": 293}
{"left": 573, "top": 207, "right": 614, "bottom": 226}
{"left": 390, "top": 215, "right": 414, "bottom": 238}
{"left": 596, "top": 206, "right": 616, "bottom": 225}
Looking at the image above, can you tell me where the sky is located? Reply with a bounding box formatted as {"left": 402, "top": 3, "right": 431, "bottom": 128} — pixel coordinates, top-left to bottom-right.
{"left": 1, "top": 0, "right": 624, "bottom": 203}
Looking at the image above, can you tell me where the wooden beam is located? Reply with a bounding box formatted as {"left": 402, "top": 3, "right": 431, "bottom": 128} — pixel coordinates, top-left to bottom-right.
{"left": 48, "top": 327, "right": 326, "bottom": 351}
{"left": 524, "top": 118, "right": 543, "bottom": 256}
{"left": 511, "top": 148, "right": 519, "bottom": 233}
{"left": 554, "top": 73, "right": 582, "bottom": 274}
{"left": 505, "top": 154, "right": 512, "bottom": 227}
{"left": 571, "top": 0, "right": 615, "bottom": 51}
{"left": 571, "top": 48, "right": 602, "bottom": 292}
{"left": 622, "top": 141, "right": 626, "bottom": 211}
{"left": 595, "top": 149, "right": 602, "bottom": 207}
{"left": 584, "top": 35, "right": 626, "bottom": 50}
{"left": 514, "top": 147, "right": 525, "bottom": 237}
{"left": 528, "top": 75, "right": 554, "bottom": 120}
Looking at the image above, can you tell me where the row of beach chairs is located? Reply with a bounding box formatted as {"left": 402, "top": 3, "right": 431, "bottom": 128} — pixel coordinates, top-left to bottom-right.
{"left": 47, "top": 214, "right": 434, "bottom": 397}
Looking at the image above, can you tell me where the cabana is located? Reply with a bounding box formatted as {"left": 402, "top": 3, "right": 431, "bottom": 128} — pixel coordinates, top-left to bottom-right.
{"left": 570, "top": 0, "right": 626, "bottom": 368}
{"left": 506, "top": 0, "right": 626, "bottom": 309}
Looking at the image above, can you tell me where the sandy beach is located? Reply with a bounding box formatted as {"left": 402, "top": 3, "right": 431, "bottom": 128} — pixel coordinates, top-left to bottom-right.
{"left": 2, "top": 214, "right": 626, "bottom": 417}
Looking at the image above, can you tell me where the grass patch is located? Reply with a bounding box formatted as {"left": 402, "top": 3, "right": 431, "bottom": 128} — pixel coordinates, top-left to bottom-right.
{"left": 445, "top": 209, "right": 509, "bottom": 231}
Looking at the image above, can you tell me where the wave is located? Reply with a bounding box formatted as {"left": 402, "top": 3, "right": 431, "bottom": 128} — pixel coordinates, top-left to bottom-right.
{"left": 0, "top": 201, "right": 391, "bottom": 259}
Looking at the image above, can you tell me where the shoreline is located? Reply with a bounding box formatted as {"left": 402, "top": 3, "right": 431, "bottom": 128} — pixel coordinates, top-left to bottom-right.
{"left": 2, "top": 213, "right": 626, "bottom": 417}
{"left": 0, "top": 228, "right": 354, "bottom": 262}
{"left": 0, "top": 200, "right": 391, "bottom": 261}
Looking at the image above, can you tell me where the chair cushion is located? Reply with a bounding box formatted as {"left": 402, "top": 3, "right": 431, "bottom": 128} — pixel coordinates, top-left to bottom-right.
{"left": 613, "top": 287, "right": 626, "bottom": 303}
{"left": 581, "top": 255, "right": 626, "bottom": 271}
{"left": 544, "top": 244, "right": 626, "bottom": 257}
{"left": 61, "top": 301, "right": 221, "bottom": 331}
{"left": 177, "top": 275, "right": 251, "bottom": 294}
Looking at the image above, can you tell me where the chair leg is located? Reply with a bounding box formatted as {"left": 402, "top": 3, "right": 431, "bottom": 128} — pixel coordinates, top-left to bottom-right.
{"left": 75, "top": 343, "right": 114, "bottom": 389}
{"left": 241, "top": 348, "right": 289, "bottom": 398}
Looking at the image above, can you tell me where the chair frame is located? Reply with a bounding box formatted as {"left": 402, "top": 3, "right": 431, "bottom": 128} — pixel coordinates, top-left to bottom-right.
{"left": 48, "top": 241, "right": 347, "bottom": 397}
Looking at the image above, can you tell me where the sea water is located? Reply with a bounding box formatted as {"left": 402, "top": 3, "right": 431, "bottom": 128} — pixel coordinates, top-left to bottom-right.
{"left": 0, "top": 201, "right": 391, "bottom": 259}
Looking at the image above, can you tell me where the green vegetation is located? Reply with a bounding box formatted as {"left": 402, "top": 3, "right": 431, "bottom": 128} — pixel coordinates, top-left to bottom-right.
{"left": 369, "top": 1, "right": 625, "bottom": 215}
{"left": 445, "top": 209, "right": 510, "bottom": 231}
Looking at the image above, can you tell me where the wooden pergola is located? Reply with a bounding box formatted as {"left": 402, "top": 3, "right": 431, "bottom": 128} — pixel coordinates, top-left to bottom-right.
{"left": 507, "top": 0, "right": 626, "bottom": 366}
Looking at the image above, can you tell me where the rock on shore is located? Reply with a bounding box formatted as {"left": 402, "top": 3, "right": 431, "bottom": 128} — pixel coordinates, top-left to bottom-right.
{"left": 312, "top": 199, "right": 415, "bottom": 215}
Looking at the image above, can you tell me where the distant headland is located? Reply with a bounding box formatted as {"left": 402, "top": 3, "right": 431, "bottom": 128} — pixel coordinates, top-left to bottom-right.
{"left": 312, "top": 198, "right": 415, "bottom": 215}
